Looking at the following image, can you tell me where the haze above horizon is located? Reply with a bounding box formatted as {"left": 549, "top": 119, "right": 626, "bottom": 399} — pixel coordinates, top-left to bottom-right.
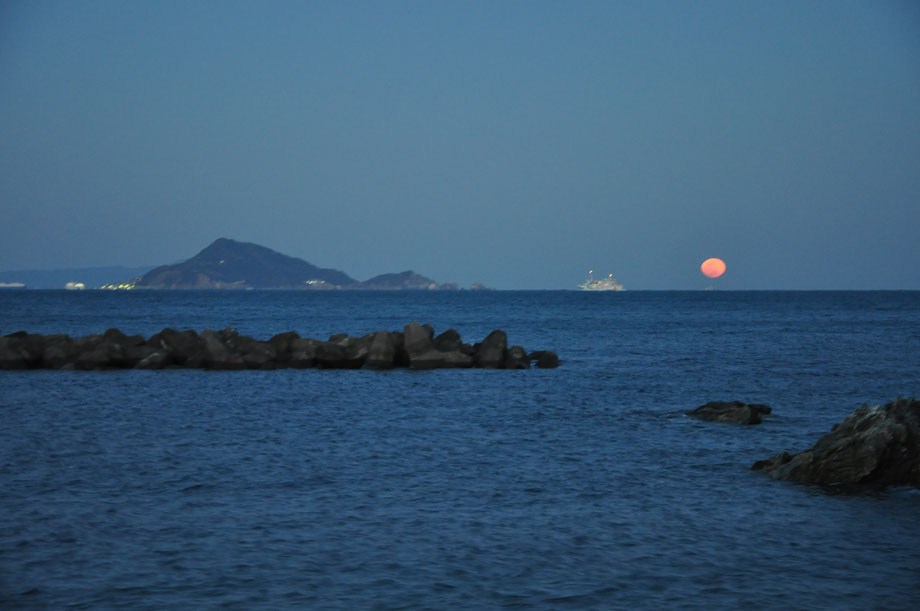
{"left": 1, "top": 1, "right": 918, "bottom": 289}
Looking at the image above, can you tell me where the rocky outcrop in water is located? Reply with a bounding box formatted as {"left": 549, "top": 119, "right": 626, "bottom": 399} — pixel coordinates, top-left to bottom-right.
{"left": 752, "top": 397, "right": 920, "bottom": 488}
{"left": 356, "top": 271, "right": 441, "bottom": 290}
{"left": 0, "top": 324, "right": 559, "bottom": 371}
{"left": 686, "top": 401, "right": 772, "bottom": 425}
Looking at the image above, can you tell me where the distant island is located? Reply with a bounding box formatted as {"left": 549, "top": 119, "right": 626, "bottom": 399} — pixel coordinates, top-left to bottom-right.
{"left": 136, "top": 239, "right": 357, "bottom": 289}
{"left": 1, "top": 239, "right": 488, "bottom": 290}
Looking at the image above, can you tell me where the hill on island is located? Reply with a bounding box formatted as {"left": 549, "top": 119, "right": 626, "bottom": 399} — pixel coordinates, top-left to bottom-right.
{"left": 136, "top": 239, "right": 357, "bottom": 289}
{"left": 360, "top": 271, "right": 446, "bottom": 290}
{"left": 134, "top": 238, "right": 449, "bottom": 290}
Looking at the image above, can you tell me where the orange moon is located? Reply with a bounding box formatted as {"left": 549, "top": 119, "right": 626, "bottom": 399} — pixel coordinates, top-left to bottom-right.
{"left": 701, "top": 258, "right": 726, "bottom": 278}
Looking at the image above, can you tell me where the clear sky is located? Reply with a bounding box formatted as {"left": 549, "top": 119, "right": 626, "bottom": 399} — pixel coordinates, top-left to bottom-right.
{"left": 1, "top": 0, "right": 918, "bottom": 289}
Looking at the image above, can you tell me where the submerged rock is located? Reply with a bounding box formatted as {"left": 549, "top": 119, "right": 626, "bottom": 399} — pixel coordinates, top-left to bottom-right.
{"left": 528, "top": 350, "right": 560, "bottom": 369}
{"left": 686, "top": 401, "right": 772, "bottom": 425}
{"left": 753, "top": 397, "right": 920, "bottom": 488}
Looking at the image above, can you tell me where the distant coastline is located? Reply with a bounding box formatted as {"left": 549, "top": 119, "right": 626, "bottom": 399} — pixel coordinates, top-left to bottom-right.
{"left": 0, "top": 267, "right": 152, "bottom": 290}
{"left": 0, "top": 239, "right": 492, "bottom": 291}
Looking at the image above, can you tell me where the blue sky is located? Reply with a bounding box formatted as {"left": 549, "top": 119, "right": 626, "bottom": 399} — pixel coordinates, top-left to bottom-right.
{"left": 1, "top": 0, "right": 918, "bottom": 289}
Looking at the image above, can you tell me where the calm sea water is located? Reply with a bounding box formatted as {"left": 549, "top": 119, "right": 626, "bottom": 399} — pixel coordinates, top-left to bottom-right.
{"left": 1, "top": 290, "right": 919, "bottom": 609}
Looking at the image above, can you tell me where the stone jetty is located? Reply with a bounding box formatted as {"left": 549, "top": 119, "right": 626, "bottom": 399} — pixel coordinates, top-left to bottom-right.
{"left": 0, "top": 323, "right": 559, "bottom": 371}
{"left": 753, "top": 397, "right": 920, "bottom": 488}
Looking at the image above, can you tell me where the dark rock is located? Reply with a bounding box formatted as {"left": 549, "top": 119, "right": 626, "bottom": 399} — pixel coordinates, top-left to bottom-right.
{"left": 0, "top": 326, "right": 559, "bottom": 373}
{"left": 75, "top": 343, "right": 119, "bottom": 369}
{"left": 199, "top": 329, "right": 245, "bottom": 370}
{"left": 42, "top": 335, "right": 76, "bottom": 369}
{"left": 410, "top": 349, "right": 474, "bottom": 369}
{"left": 242, "top": 341, "right": 278, "bottom": 370}
{"left": 267, "top": 331, "right": 300, "bottom": 361}
{"left": 2, "top": 333, "right": 45, "bottom": 368}
{"left": 289, "top": 338, "right": 318, "bottom": 368}
{"left": 103, "top": 328, "right": 144, "bottom": 347}
{"left": 72, "top": 334, "right": 142, "bottom": 369}
{"left": 751, "top": 453, "right": 792, "bottom": 473}
{"left": 404, "top": 322, "right": 433, "bottom": 359}
{"left": 223, "top": 332, "right": 254, "bottom": 354}
{"left": 75, "top": 334, "right": 104, "bottom": 352}
{"left": 686, "top": 401, "right": 772, "bottom": 425}
{"left": 22, "top": 334, "right": 45, "bottom": 367}
{"left": 753, "top": 397, "right": 920, "bottom": 488}
{"left": 103, "top": 327, "right": 127, "bottom": 343}
{"left": 365, "top": 331, "right": 396, "bottom": 369}
{"left": 504, "top": 345, "right": 530, "bottom": 369}
{"left": 135, "top": 351, "right": 171, "bottom": 369}
{"left": 42, "top": 348, "right": 75, "bottom": 370}
{"left": 314, "top": 341, "right": 351, "bottom": 369}
{"left": 148, "top": 329, "right": 202, "bottom": 365}
{"left": 529, "top": 350, "right": 559, "bottom": 369}
{"left": 217, "top": 327, "right": 239, "bottom": 343}
{"left": 122, "top": 344, "right": 157, "bottom": 367}
{"left": 342, "top": 334, "right": 371, "bottom": 368}
{"left": 0, "top": 336, "right": 27, "bottom": 369}
{"left": 391, "top": 332, "right": 409, "bottom": 367}
{"left": 104, "top": 341, "right": 136, "bottom": 368}
{"left": 433, "top": 329, "right": 463, "bottom": 352}
{"left": 475, "top": 330, "right": 507, "bottom": 369}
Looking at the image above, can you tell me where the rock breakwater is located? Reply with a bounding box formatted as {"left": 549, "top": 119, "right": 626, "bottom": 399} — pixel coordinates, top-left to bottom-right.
{"left": 0, "top": 323, "right": 559, "bottom": 371}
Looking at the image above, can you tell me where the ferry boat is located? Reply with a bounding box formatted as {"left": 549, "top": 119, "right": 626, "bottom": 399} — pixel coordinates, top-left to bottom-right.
{"left": 578, "top": 270, "right": 624, "bottom": 291}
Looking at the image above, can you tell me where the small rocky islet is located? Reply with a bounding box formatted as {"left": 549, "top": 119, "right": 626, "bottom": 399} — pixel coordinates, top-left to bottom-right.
{"left": 688, "top": 397, "right": 920, "bottom": 490}
{"left": 0, "top": 322, "right": 559, "bottom": 371}
{"left": 752, "top": 396, "right": 920, "bottom": 489}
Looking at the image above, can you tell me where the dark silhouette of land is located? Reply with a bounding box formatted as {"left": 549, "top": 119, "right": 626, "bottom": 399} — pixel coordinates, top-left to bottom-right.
{"left": 137, "top": 238, "right": 357, "bottom": 289}
{"left": 136, "top": 238, "right": 456, "bottom": 290}
{"left": 3, "top": 239, "right": 483, "bottom": 290}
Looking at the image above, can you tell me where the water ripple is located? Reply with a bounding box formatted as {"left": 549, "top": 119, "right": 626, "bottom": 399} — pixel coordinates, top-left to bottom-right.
{"left": 2, "top": 291, "right": 919, "bottom": 608}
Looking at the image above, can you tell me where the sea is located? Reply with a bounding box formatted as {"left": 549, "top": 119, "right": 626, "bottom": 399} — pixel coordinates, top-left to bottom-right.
{"left": 1, "top": 289, "right": 918, "bottom": 609}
